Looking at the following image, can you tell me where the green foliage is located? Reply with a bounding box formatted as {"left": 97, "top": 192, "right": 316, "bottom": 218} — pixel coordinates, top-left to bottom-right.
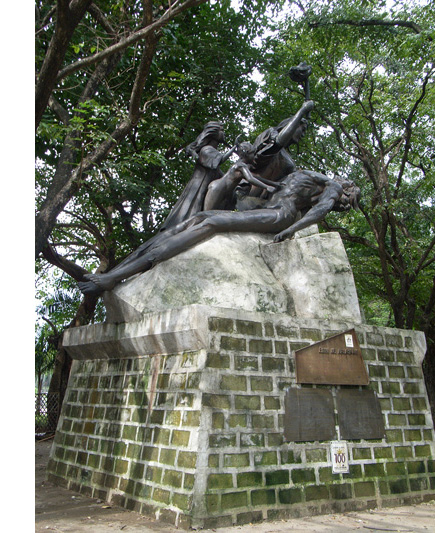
{"left": 257, "top": 0, "right": 434, "bottom": 333}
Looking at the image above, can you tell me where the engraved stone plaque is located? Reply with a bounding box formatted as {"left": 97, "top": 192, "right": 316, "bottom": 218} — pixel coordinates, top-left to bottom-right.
{"left": 295, "top": 329, "right": 369, "bottom": 385}
{"left": 337, "top": 389, "right": 385, "bottom": 440}
{"left": 284, "top": 388, "right": 336, "bottom": 442}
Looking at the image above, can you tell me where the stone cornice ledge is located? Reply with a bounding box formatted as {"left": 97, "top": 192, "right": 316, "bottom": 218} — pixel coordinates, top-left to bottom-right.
{"left": 62, "top": 305, "right": 427, "bottom": 364}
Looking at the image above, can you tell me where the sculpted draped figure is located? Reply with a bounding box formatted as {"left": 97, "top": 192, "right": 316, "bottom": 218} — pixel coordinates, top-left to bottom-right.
{"left": 78, "top": 75, "right": 360, "bottom": 296}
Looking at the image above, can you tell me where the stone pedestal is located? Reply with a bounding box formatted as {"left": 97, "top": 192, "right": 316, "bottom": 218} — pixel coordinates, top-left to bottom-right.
{"left": 47, "top": 232, "right": 435, "bottom": 528}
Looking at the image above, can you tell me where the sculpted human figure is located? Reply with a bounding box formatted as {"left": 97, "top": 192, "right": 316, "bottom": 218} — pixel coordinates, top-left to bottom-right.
{"left": 159, "top": 121, "right": 239, "bottom": 231}
{"left": 78, "top": 171, "right": 360, "bottom": 295}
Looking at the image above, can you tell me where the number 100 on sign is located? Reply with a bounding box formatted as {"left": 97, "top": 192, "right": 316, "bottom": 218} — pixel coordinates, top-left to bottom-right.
{"left": 330, "top": 441, "right": 349, "bottom": 474}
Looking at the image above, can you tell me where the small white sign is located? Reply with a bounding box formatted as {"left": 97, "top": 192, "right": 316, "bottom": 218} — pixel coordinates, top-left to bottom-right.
{"left": 330, "top": 441, "right": 349, "bottom": 474}
{"left": 345, "top": 334, "right": 354, "bottom": 348}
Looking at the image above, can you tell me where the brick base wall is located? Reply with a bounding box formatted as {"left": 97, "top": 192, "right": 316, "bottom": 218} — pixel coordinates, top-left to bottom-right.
{"left": 48, "top": 306, "right": 435, "bottom": 529}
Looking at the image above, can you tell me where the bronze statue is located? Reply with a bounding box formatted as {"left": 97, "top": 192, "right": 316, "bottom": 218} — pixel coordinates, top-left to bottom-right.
{"left": 78, "top": 170, "right": 360, "bottom": 295}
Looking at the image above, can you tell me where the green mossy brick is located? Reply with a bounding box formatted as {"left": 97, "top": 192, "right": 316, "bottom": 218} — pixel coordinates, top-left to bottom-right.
{"left": 389, "top": 479, "right": 409, "bottom": 494}
{"left": 235, "top": 319, "right": 263, "bottom": 336}
{"left": 319, "top": 467, "right": 334, "bottom": 483}
{"left": 153, "top": 427, "right": 171, "bottom": 445}
{"left": 145, "top": 465, "right": 161, "bottom": 482}
{"left": 379, "top": 480, "right": 390, "bottom": 495}
{"left": 393, "top": 397, "right": 412, "bottom": 411}
{"left": 221, "top": 491, "right": 248, "bottom": 509}
{"left": 386, "top": 430, "right": 404, "bottom": 443}
{"left": 171, "top": 430, "right": 190, "bottom": 447}
{"left": 388, "top": 414, "right": 407, "bottom": 426}
{"left": 306, "top": 448, "right": 327, "bottom": 462}
{"left": 206, "top": 353, "right": 230, "bottom": 369}
{"left": 235, "top": 395, "right": 261, "bottom": 410}
{"left": 428, "top": 460, "right": 435, "bottom": 473}
{"left": 165, "top": 410, "right": 181, "bottom": 426}
{"left": 235, "top": 356, "right": 259, "bottom": 371}
{"left": 160, "top": 448, "right": 177, "bottom": 466}
{"left": 276, "top": 325, "right": 299, "bottom": 338}
{"left": 354, "top": 481, "right": 375, "bottom": 497}
{"left": 382, "top": 381, "right": 401, "bottom": 394}
{"left": 396, "top": 351, "right": 415, "bottom": 364}
{"left": 252, "top": 414, "right": 274, "bottom": 428}
{"left": 249, "top": 339, "right": 273, "bottom": 354}
{"left": 344, "top": 464, "right": 363, "bottom": 479}
{"left": 254, "top": 451, "right": 277, "bottom": 466}
{"left": 208, "top": 473, "right": 233, "bottom": 489}
{"left": 374, "top": 447, "right": 393, "bottom": 459}
{"left": 415, "top": 444, "right": 432, "bottom": 457}
{"left": 281, "top": 449, "right": 301, "bottom": 464}
{"left": 407, "top": 366, "right": 423, "bottom": 379}
{"left": 279, "top": 488, "right": 302, "bottom": 504}
{"left": 142, "top": 446, "right": 159, "bottom": 461}
{"left": 269, "top": 433, "right": 284, "bottom": 447}
{"left": 134, "top": 482, "right": 152, "bottom": 499}
{"left": 114, "top": 459, "right": 129, "bottom": 475}
{"left": 76, "top": 451, "right": 88, "bottom": 465}
{"left": 172, "top": 492, "right": 191, "bottom": 512}
{"left": 163, "top": 470, "right": 183, "bottom": 489}
{"left": 264, "top": 396, "right": 281, "bottom": 410}
{"left": 362, "top": 348, "right": 376, "bottom": 361}
{"left": 353, "top": 448, "right": 372, "bottom": 460}
{"left": 380, "top": 398, "right": 393, "bottom": 411}
{"left": 410, "top": 477, "right": 428, "bottom": 491}
{"left": 184, "top": 473, "right": 195, "bottom": 489}
{"left": 209, "top": 317, "right": 235, "bottom": 333}
{"left": 221, "top": 374, "right": 247, "bottom": 391}
{"left": 153, "top": 488, "right": 170, "bottom": 504}
{"left": 404, "top": 383, "right": 422, "bottom": 395}
{"left": 264, "top": 322, "right": 274, "bottom": 336}
{"left": 176, "top": 392, "right": 195, "bottom": 408}
{"left": 178, "top": 451, "right": 197, "bottom": 469}
{"left": 423, "top": 429, "right": 434, "bottom": 440}
{"left": 241, "top": 433, "right": 265, "bottom": 447}
{"left": 203, "top": 393, "right": 231, "bottom": 410}
{"left": 412, "top": 397, "right": 428, "bottom": 410}
{"left": 209, "top": 434, "right": 237, "bottom": 448}
{"left": 384, "top": 461, "right": 404, "bottom": 476}
{"left": 221, "top": 336, "right": 246, "bottom": 351}
{"left": 87, "top": 454, "right": 100, "bottom": 469}
{"left": 262, "top": 357, "right": 285, "bottom": 372}
{"left": 127, "top": 443, "right": 141, "bottom": 460}
{"left": 150, "top": 409, "right": 165, "bottom": 424}
{"left": 229, "top": 414, "right": 248, "bottom": 428}
{"left": 186, "top": 373, "right": 201, "bottom": 389}
{"left": 385, "top": 334, "right": 403, "bottom": 348}
{"left": 291, "top": 468, "right": 315, "bottom": 484}
{"left": 265, "top": 470, "right": 289, "bottom": 486}
{"left": 236, "top": 511, "right": 263, "bottom": 526}
{"left": 300, "top": 328, "right": 323, "bottom": 342}
{"left": 183, "top": 410, "right": 201, "bottom": 427}
{"left": 208, "top": 454, "right": 220, "bottom": 467}
{"left": 237, "top": 471, "right": 263, "bottom": 487}
{"left": 364, "top": 463, "right": 386, "bottom": 477}
{"left": 407, "top": 461, "right": 426, "bottom": 474}
{"left": 275, "top": 340, "right": 289, "bottom": 354}
{"left": 408, "top": 414, "right": 426, "bottom": 426}
{"left": 157, "top": 374, "right": 170, "bottom": 389}
{"left": 251, "top": 376, "right": 273, "bottom": 391}
{"left": 212, "top": 412, "right": 225, "bottom": 429}
{"left": 366, "top": 332, "right": 384, "bottom": 346}
{"left": 206, "top": 493, "right": 219, "bottom": 512}
{"left": 405, "top": 429, "right": 423, "bottom": 441}
{"left": 369, "top": 365, "right": 386, "bottom": 378}
{"left": 251, "top": 489, "right": 276, "bottom": 506}
{"left": 132, "top": 407, "right": 148, "bottom": 423}
{"left": 329, "top": 483, "right": 353, "bottom": 500}
{"left": 224, "top": 453, "right": 250, "bottom": 467}
{"left": 305, "top": 485, "right": 329, "bottom": 501}
{"left": 389, "top": 366, "right": 405, "bottom": 379}
{"left": 377, "top": 349, "right": 395, "bottom": 362}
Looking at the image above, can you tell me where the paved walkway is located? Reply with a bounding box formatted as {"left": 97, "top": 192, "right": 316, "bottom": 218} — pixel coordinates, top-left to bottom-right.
{"left": 36, "top": 439, "right": 435, "bottom": 532}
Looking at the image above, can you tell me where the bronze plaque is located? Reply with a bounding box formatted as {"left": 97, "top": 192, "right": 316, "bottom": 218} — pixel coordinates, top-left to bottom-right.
{"left": 284, "top": 388, "right": 336, "bottom": 442}
{"left": 295, "top": 329, "right": 369, "bottom": 385}
{"left": 337, "top": 389, "right": 385, "bottom": 440}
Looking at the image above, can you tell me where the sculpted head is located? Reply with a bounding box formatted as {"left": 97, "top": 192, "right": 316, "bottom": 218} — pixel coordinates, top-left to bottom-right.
{"left": 333, "top": 177, "right": 361, "bottom": 212}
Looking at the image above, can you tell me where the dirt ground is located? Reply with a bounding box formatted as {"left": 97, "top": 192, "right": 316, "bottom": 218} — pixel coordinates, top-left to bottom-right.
{"left": 36, "top": 439, "right": 435, "bottom": 532}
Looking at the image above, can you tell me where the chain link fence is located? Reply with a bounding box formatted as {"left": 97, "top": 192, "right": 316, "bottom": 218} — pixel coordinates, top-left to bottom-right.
{"left": 35, "top": 393, "right": 60, "bottom": 436}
